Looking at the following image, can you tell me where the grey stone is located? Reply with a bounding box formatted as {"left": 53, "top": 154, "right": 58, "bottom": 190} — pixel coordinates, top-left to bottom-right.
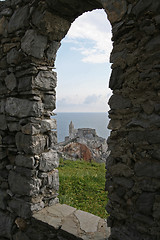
{"left": 32, "top": 9, "right": 71, "bottom": 41}
{"left": 21, "top": 123, "right": 40, "bottom": 135}
{"left": 5, "top": 97, "right": 43, "bottom": 118}
{"left": 4, "top": 73, "right": 16, "bottom": 91}
{"left": 133, "top": 0, "right": 152, "bottom": 17}
{"left": 7, "top": 122, "right": 20, "bottom": 132}
{"left": 13, "top": 231, "right": 30, "bottom": 240}
{"left": 46, "top": 41, "right": 61, "bottom": 61}
{"left": 136, "top": 193, "right": 155, "bottom": 216}
{"left": 146, "top": 130, "right": 160, "bottom": 144}
{"left": 0, "top": 8, "right": 13, "bottom": 17}
{"left": 15, "top": 155, "right": 36, "bottom": 169}
{"left": 31, "top": 201, "right": 45, "bottom": 212}
{"left": 8, "top": 170, "right": 41, "bottom": 196}
{"left": 0, "top": 115, "right": 7, "bottom": 130}
{"left": 8, "top": 5, "right": 29, "bottom": 33}
{"left": 0, "top": 16, "right": 8, "bottom": 37}
{"left": 128, "top": 131, "right": 146, "bottom": 143}
{"left": 109, "top": 163, "right": 134, "bottom": 177}
{"left": 39, "top": 149, "right": 59, "bottom": 172}
{"left": 43, "top": 94, "right": 56, "bottom": 110}
{"left": 103, "top": 0, "right": 127, "bottom": 23}
{"left": 15, "top": 166, "right": 37, "bottom": 178}
{"left": 34, "top": 71, "right": 57, "bottom": 91}
{"left": 0, "top": 211, "right": 14, "bottom": 238}
{"left": 0, "top": 190, "right": 7, "bottom": 210}
{"left": 113, "top": 177, "right": 134, "bottom": 189}
{"left": 109, "top": 67, "right": 124, "bottom": 90}
{"left": 21, "top": 30, "right": 47, "bottom": 59}
{"left": 148, "top": 149, "right": 160, "bottom": 161}
{"left": 8, "top": 198, "right": 31, "bottom": 218}
{"left": 15, "top": 132, "right": 46, "bottom": 154}
{"left": 48, "top": 131, "right": 57, "bottom": 147}
{"left": 135, "top": 160, "right": 160, "bottom": 178}
{"left": 145, "top": 36, "right": 160, "bottom": 51}
{"left": 7, "top": 48, "right": 22, "bottom": 65}
{"left": 140, "top": 178, "right": 160, "bottom": 192}
{"left": 41, "top": 119, "right": 57, "bottom": 133}
{"left": 153, "top": 195, "right": 160, "bottom": 219}
{"left": 18, "top": 76, "right": 33, "bottom": 92}
{"left": 133, "top": 213, "right": 154, "bottom": 226}
{"left": 74, "top": 210, "right": 100, "bottom": 233}
{"left": 108, "top": 94, "right": 132, "bottom": 109}
{"left": 61, "top": 215, "right": 78, "bottom": 237}
{"left": 47, "top": 169, "right": 59, "bottom": 190}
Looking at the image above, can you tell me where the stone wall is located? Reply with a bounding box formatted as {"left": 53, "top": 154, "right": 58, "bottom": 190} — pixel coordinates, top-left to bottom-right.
{"left": 106, "top": 1, "right": 160, "bottom": 239}
{"left": 0, "top": 0, "right": 160, "bottom": 239}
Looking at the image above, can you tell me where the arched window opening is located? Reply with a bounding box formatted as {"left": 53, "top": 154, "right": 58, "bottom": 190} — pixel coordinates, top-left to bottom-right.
{"left": 53, "top": 9, "right": 113, "bottom": 219}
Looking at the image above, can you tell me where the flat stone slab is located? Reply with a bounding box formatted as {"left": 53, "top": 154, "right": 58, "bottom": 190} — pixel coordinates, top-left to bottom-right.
{"left": 33, "top": 203, "right": 110, "bottom": 239}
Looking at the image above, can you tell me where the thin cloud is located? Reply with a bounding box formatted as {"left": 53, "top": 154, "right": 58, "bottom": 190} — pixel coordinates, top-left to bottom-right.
{"left": 64, "top": 9, "right": 113, "bottom": 64}
{"left": 84, "top": 94, "right": 100, "bottom": 104}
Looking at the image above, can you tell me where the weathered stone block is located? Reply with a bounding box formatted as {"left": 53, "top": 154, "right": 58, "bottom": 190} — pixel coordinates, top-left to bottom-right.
{"left": 48, "top": 131, "right": 57, "bottom": 148}
{"left": 146, "top": 130, "right": 160, "bottom": 144}
{"left": 0, "top": 16, "right": 8, "bottom": 37}
{"left": 34, "top": 71, "right": 57, "bottom": 91}
{"left": 109, "top": 163, "right": 134, "bottom": 177}
{"left": 15, "top": 155, "right": 36, "bottom": 169}
{"left": 39, "top": 149, "right": 59, "bottom": 172}
{"left": 8, "top": 5, "right": 29, "bottom": 33}
{"left": 136, "top": 193, "right": 155, "bottom": 216}
{"left": 7, "top": 122, "right": 20, "bottom": 132}
{"left": 21, "top": 30, "right": 47, "bottom": 59}
{"left": 8, "top": 198, "right": 31, "bottom": 219}
{"left": 13, "top": 231, "right": 30, "bottom": 240}
{"left": 18, "top": 76, "right": 33, "bottom": 91}
{"left": 43, "top": 94, "right": 56, "bottom": 110}
{"left": 3, "top": 42, "right": 20, "bottom": 53}
{"left": 0, "top": 115, "right": 7, "bottom": 130}
{"left": 113, "top": 177, "right": 134, "bottom": 189}
{"left": 46, "top": 41, "right": 61, "bottom": 61}
{"left": 109, "top": 67, "right": 123, "bottom": 90}
{"left": 0, "top": 211, "right": 14, "bottom": 238}
{"left": 108, "top": 94, "right": 132, "bottom": 109}
{"left": 15, "top": 132, "right": 46, "bottom": 154}
{"left": 0, "top": 190, "right": 8, "bottom": 210}
{"left": 41, "top": 119, "right": 57, "bottom": 133}
{"left": 0, "top": 7, "right": 13, "bottom": 17}
{"left": 21, "top": 123, "right": 40, "bottom": 135}
{"left": 47, "top": 169, "right": 59, "bottom": 190}
{"left": 8, "top": 170, "right": 41, "bottom": 196}
{"left": 4, "top": 73, "right": 17, "bottom": 91}
{"left": 5, "top": 98, "right": 43, "bottom": 118}
{"left": 128, "top": 131, "right": 146, "bottom": 143}
{"left": 7, "top": 48, "right": 22, "bottom": 65}
{"left": 102, "top": 0, "right": 127, "bottom": 23}
{"left": 32, "top": 10, "right": 71, "bottom": 41}
{"left": 135, "top": 160, "right": 160, "bottom": 178}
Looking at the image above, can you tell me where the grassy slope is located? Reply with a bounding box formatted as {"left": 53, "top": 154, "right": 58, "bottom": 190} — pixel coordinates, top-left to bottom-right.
{"left": 58, "top": 159, "right": 108, "bottom": 219}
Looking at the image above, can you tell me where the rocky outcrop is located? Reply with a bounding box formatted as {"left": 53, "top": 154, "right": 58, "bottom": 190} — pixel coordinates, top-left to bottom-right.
{"left": 56, "top": 122, "right": 109, "bottom": 163}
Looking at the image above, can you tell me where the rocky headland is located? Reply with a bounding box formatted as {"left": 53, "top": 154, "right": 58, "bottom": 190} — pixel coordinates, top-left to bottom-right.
{"left": 55, "top": 121, "right": 110, "bottom": 163}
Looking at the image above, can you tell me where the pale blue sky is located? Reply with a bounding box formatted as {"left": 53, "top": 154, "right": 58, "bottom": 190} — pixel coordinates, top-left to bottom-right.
{"left": 55, "top": 9, "right": 113, "bottom": 113}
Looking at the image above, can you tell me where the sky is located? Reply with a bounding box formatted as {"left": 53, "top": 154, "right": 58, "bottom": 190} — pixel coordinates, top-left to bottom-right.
{"left": 55, "top": 9, "right": 113, "bottom": 113}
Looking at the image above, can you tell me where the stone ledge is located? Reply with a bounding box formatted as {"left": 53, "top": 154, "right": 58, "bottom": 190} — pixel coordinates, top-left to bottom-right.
{"left": 33, "top": 203, "right": 110, "bottom": 240}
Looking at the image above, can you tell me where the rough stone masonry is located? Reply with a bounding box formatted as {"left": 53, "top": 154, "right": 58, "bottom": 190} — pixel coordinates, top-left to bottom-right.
{"left": 0, "top": 0, "right": 160, "bottom": 239}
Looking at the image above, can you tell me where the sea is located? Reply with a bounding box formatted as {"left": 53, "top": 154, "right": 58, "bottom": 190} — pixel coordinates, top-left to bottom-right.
{"left": 52, "top": 112, "right": 110, "bottom": 143}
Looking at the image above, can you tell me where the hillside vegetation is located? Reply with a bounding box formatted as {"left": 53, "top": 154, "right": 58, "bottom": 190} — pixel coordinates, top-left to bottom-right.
{"left": 58, "top": 159, "right": 108, "bottom": 219}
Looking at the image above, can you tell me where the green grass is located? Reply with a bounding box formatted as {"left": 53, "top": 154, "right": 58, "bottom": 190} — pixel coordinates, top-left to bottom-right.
{"left": 58, "top": 158, "right": 108, "bottom": 219}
